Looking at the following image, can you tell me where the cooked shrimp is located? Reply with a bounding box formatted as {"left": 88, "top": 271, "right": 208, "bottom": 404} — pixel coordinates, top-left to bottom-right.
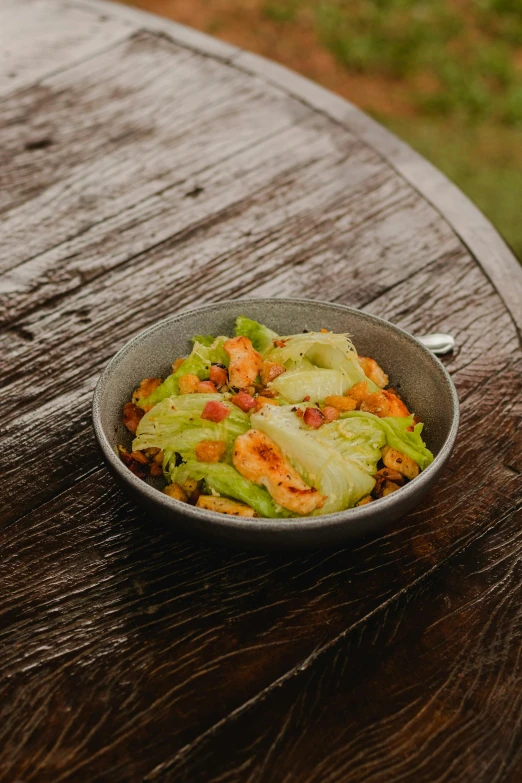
{"left": 224, "top": 336, "right": 262, "bottom": 388}
{"left": 382, "top": 446, "right": 420, "bottom": 480}
{"left": 358, "top": 357, "right": 389, "bottom": 389}
{"left": 346, "top": 382, "right": 410, "bottom": 418}
{"left": 233, "top": 429, "right": 326, "bottom": 515}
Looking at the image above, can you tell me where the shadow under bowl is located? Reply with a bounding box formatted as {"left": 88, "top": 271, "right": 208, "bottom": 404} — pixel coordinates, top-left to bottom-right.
{"left": 92, "top": 298, "right": 459, "bottom": 549}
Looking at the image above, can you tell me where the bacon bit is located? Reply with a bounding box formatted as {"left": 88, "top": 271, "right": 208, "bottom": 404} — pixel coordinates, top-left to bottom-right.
{"left": 196, "top": 380, "right": 218, "bottom": 394}
{"left": 164, "top": 483, "right": 188, "bottom": 502}
{"left": 119, "top": 445, "right": 166, "bottom": 478}
{"left": 273, "top": 338, "right": 288, "bottom": 348}
{"left": 295, "top": 408, "right": 304, "bottom": 418}
{"left": 132, "top": 377, "right": 163, "bottom": 406}
{"left": 324, "top": 395, "right": 357, "bottom": 412}
{"left": 195, "top": 440, "right": 227, "bottom": 463}
{"left": 255, "top": 396, "right": 280, "bottom": 411}
{"left": 201, "top": 400, "right": 230, "bottom": 423}
{"left": 209, "top": 364, "right": 228, "bottom": 387}
{"left": 122, "top": 402, "right": 144, "bottom": 435}
{"left": 321, "top": 405, "right": 340, "bottom": 423}
{"left": 172, "top": 358, "right": 184, "bottom": 373}
{"left": 179, "top": 374, "right": 200, "bottom": 394}
{"left": 118, "top": 446, "right": 149, "bottom": 479}
{"left": 303, "top": 395, "right": 311, "bottom": 402}
{"left": 231, "top": 390, "right": 256, "bottom": 412}
{"left": 304, "top": 407, "right": 324, "bottom": 428}
{"left": 260, "top": 360, "right": 286, "bottom": 385}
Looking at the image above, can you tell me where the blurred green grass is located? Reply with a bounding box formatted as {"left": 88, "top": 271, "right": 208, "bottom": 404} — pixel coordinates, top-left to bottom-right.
{"left": 262, "top": 0, "right": 522, "bottom": 258}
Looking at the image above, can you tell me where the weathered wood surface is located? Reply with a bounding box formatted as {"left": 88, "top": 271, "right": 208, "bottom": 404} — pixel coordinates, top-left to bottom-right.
{"left": 0, "top": 2, "right": 521, "bottom": 782}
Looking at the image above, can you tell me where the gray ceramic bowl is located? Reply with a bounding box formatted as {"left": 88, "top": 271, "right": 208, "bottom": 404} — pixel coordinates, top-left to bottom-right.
{"left": 92, "top": 298, "right": 459, "bottom": 549}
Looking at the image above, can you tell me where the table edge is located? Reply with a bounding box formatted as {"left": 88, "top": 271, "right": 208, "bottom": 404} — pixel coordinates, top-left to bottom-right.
{"left": 71, "top": 0, "right": 522, "bottom": 337}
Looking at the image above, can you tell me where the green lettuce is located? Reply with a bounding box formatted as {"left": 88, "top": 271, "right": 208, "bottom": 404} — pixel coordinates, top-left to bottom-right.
{"left": 234, "top": 315, "right": 279, "bottom": 354}
{"left": 191, "top": 334, "right": 215, "bottom": 347}
{"left": 264, "top": 331, "right": 379, "bottom": 392}
{"left": 138, "top": 337, "right": 230, "bottom": 409}
{"left": 270, "top": 368, "right": 353, "bottom": 404}
{"left": 251, "top": 404, "right": 375, "bottom": 514}
{"left": 340, "top": 411, "right": 434, "bottom": 470}
{"left": 133, "top": 395, "right": 249, "bottom": 457}
{"left": 313, "top": 416, "right": 386, "bottom": 474}
{"left": 170, "top": 461, "right": 291, "bottom": 518}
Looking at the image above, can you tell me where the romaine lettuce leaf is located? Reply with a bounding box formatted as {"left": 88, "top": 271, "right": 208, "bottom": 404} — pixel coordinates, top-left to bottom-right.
{"left": 313, "top": 416, "right": 386, "bottom": 473}
{"left": 270, "top": 368, "right": 353, "bottom": 403}
{"left": 170, "top": 461, "right": 290, "bottom": 518}
{"left": 133, "top": 395, "right": 249, "bottom": 454}
{"left": 263, "top": 331, "right": 379, "bottom": 392}
{"left": 251, "top": 405, "right": 375, "bottom": 513}
{"left": 191, "top": 334, "right": 215, "bottom": 347}
{"left": 138, "top": 337, "right": 230, "bottom": 409}
{"left": 234, "top": 316, "right": 279, "bottom": 354}
{"left": 340, "top": 411, "right": 434, "bottom": 470}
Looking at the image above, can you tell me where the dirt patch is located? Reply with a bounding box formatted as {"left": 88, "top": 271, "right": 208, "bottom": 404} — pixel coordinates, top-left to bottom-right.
{"left": 126, "top": 0, "right": 418, "bottom": 116}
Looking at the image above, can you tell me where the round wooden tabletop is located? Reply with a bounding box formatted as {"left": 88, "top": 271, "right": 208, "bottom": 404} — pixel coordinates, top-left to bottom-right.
{"left": 1, "top": 1, "right": 521, "bottom": 781}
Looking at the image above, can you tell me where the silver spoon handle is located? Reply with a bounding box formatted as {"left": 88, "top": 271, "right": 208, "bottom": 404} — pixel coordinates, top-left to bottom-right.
{"left": 417, "top": 333, "right": 455, "bottom": 355}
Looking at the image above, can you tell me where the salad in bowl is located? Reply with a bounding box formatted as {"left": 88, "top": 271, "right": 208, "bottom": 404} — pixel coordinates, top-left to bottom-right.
{"left": 118, "top": 316, "right": 433, "bottom": 519}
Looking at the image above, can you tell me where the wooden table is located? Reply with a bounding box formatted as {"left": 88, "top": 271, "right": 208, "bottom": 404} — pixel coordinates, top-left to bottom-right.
{"left": 2, "top": 1, "right": 521, "bottom": 780}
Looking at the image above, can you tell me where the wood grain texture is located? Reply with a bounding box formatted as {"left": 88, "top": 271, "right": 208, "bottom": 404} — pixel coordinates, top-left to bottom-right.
{"left": 0, "top": 0, "right": 135, "bottom": 96}
{"left": 1, "top": 1, "right": 521, "bottom": 782}
{"left": 151, "top": 505, "right": 522, "bottom": 783}
{"left": 1, "top": 359, "right": 520, "bottom": 782}
{"left": 1, "top": 29, "right": 466, "bottom": 525}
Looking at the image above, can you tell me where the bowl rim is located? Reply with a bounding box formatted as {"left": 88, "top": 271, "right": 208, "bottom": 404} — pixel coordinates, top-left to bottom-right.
{"left": 92, "top": 297, "right": 460, "bottom": 532}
